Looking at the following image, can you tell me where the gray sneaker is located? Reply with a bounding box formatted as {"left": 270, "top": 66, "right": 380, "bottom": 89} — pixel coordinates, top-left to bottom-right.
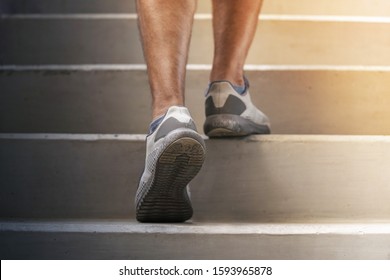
{"left": 136, "top": 106, "right": 206, "bottom": 223}
{"left": 204, "top": 78, "right": 271, "bottom": 137}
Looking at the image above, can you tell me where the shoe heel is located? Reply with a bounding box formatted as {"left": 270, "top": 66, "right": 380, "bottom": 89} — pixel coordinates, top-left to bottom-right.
{"left": 159, "top": 137, "right": 205, "bottom": 166}
{"left": 137, "top": 136, "right": 206, "bottom": 223}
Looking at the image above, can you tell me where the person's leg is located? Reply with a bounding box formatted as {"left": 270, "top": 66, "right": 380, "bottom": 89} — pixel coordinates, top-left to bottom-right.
{"left": 204, "top": 0, "right": 271, "bottom": 137}
{"left": 135, "top": 0, "right": 206, "bottom": 223}
{"left": 136, "top": 0, "right": 196, "bottom": 119}
{"left": 210, "top": 0, "right": 263, "bottom": 86}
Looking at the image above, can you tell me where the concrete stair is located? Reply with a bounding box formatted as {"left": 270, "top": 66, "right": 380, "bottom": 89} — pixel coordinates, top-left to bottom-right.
{"left": 1, "top": 134, "right": 390, "bottom": 222}
{"left": 1, "top": 17, "right": 390, "bottom": 65}
{"left": 2, "top": 221, "right": 390, "bottom": 260}
{"left": 1, "top": 134, "right": 390, "bottom": 259}
{"left": 2, "top": 0, "right": 390, "bottom": 16}
{"left": 2, "top": 70, "right": 390, "bottom": 134}
{"left": 1, "top": 0, "right": 390, "bottom": 259}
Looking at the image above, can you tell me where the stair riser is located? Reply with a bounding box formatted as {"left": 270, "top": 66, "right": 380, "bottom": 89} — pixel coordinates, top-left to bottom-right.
{"left": 1, "top": 136, "right": 390, "bottom": 222}
{"left": 2, "top": 70, "right": 390, "bottom": 135}
{"left": 2, "top": 19, "right": 390, "bottom": 65}
{"left": 0, "top": 0, "right": 135, "bottom": 14}
{"left": 1, "top": 231, "right": 389, "bottom": 259}
{"left": 2, "top": 0, "right": 390, "bottom": 16}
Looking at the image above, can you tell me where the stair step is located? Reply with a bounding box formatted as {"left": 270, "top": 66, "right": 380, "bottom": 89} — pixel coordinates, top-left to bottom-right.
{"left": 263, "top": 0, "right": 390, "bottom": 17}
{"left": 2, "top": 0, "right": 390, "bottom": 17}
{"left": 2, "top": 69, "right": 390, "bottom": 135}
{"left": 1, "top": 220, "right": 390, "bottom": 259}
{"left": 0, "top": 0, "right": 135, "bottom": 14}
{"left": 1, "top": 134, "right": 390, "bottom": 222}
{"left": 1, "top": 17, "right": 390, "bottom": 65}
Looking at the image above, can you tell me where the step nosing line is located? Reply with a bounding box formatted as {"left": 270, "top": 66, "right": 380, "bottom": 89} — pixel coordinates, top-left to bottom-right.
{"left": 0, "top": 14, "right": 138, "bottom": 20}
{"left": 1, "top": 14, "right": 390, "bottom": 24}
{"left": 1, "top": 134, "right": 390, "bottom": 143}
{"left": 2, "top": 64, "right": 390, "bottom": 72}
{"left": 0, "top": 133, "right": 147, "bottom": 141}
{"left": 2, "top": 221, "right": 390, "bottom": 235}
{"left": 243, "top": 65, "right": 390, "bottom": 72}
{"left": 260, "top": 14, "right": 390, "bottom": 23}
{"left": 0, "top": 64, "right": 148, "bottom": 71}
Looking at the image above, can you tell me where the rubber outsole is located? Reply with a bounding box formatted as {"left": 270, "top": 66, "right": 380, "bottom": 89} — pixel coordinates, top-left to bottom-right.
{"left": 204, "top": 114, "right": 271, "bottom": 138}
{"left": 136, "top": 136, "right": 206, "bottom": 223}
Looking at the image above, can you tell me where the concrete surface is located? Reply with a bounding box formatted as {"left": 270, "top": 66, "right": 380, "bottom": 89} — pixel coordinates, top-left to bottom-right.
{"left": 2, "top": 0, "right": 390, "bottom": 16}
{"left": 2, "top": 70, "right": 390, "bottom": 135}
{"left": 1, "top": 135, "right": 390, "bottom": 222}
{"left": 1, "top": 18, "right": 390, "bottom": 65}
{"left": 1, "top": 220, "right": 390, "bottom": 259}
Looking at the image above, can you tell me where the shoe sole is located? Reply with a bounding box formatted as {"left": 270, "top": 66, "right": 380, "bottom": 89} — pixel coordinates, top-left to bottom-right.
{"left": 204, "top": 114, "right": 271, "bottom": 138}
{"left": 136, "top": 135, "right": 206, "bottom": 223}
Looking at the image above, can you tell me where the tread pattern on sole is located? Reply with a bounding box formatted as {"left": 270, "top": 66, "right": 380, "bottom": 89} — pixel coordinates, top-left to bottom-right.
{"left": 136, "top": 135, "right": 206, "bottom": 223}
{"left": 204, "top": 114, "right": 271, "bottom": 138}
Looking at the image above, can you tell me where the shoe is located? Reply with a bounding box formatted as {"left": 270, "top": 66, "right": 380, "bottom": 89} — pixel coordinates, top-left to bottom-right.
{"left": 136, "top": 106, "right": 206, "bottom": 223}
{"left": 204, "top": 78, "right": 271, "bottom": 137}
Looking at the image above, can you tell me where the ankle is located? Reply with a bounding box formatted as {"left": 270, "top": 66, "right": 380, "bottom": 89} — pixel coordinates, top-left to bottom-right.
{"left": 209, "top": 72, "right": 248, "bottom": 94}
{"left": 209, "top": 71, "right": 245, "bottom": 87}
{"left": 152, "top": 99, "right": 184, "bottom": 119}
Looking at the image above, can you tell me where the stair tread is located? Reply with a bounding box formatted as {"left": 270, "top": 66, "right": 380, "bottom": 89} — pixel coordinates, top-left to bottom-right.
{"left": 1, "top": 18, "right": 390, "bottom": 65}
{"left": 1, "top": 134, "right": 390, "bottom": 221}
{"left": 2, "top": 219, "right": 390, "bottom": 259}
{"left": 2, "top": 220, "right": 390, "bottom": 235}
{"left": 2, "top": 69, "right": 390, "bottom": 135}
{"left": 2, "top": 133, "right": 390, "bottom": 141}
{"left": 2, "top": 0, "right": 390, "bottom": 17}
